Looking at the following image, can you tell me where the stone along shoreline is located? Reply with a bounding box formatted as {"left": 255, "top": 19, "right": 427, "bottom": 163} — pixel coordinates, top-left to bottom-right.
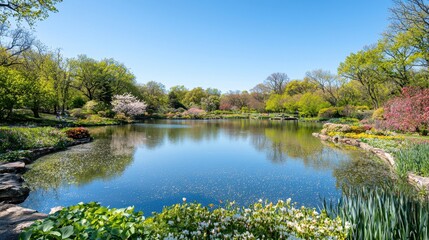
{"left": 0, "top": 138, "right": 92, "bottom": 239}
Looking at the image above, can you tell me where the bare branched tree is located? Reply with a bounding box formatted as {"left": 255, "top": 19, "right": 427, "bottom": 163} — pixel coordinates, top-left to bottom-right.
{"left": 0, "top": 24, "right": 34, "bottom": 66}
{"left": 306, "top": 69, "right": 341, "bottom": 106}
{"left": 264, "top": 72, "right": 289, "bottom": 94}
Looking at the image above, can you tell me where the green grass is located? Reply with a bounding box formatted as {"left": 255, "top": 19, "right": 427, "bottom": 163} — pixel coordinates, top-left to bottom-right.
{"left": 0, "top": 127, "right": 72, "bottom": 163}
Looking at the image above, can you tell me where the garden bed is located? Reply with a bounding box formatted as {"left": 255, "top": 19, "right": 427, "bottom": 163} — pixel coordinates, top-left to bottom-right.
{"left": 313, "top": 123, "right": 429, "bottom": 191}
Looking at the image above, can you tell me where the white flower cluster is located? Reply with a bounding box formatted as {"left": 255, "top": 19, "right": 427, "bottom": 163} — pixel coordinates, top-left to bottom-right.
{"left": 145, "top": 199, "right": 350, "bottom": 239}
{"left": 111, "top": 93, "right": 147, "bottom": 117}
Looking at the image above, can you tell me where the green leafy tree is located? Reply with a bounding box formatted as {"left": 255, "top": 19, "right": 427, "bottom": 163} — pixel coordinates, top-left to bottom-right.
{"left": 284, "top": 78, "right": 317, "bottom": 96}
{"left": 298, "top": 92, "right": 330, "bottom": 117}
{"left": 19, "top": 46, "right": 55, "bottom": 118}
{"left": 0, "top": 0, "right": 62, "bottom": 25}
{"left": 0, "top": 66, "right": 25, "bottom": 118}
{"left": 139, "top": 81, "right": 168, "bottom": 113}
{"left": 265, "top": 94, "right": 283, "bottom": 112}
{"left": 168, "top": 85, "right": 188, "bottom": 109}
{"left": 338, "top": 46, "right": 389, "bottom": 108}
{"left": 201, "top": 95, "right": 220, "bottom": 112}
{"left": 183, "top": 87, "right": 207, "bottom": 108}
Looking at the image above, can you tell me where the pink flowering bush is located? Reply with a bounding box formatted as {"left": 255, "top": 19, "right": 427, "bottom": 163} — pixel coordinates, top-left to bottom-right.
{"left": 111, "top": 94, "right": 147, "bottom": 118}
{"left": 383, "top": 87, "right": 429, "bottom": 135}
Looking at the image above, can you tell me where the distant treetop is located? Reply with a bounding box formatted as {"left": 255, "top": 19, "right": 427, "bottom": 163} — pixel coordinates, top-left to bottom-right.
{"left": 0, "top": 0, "right": 62, "bottom": 26}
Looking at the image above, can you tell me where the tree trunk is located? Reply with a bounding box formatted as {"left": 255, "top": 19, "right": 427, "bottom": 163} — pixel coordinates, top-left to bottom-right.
{"left": 32, "top": 108, "right": 40, "bottom": 118}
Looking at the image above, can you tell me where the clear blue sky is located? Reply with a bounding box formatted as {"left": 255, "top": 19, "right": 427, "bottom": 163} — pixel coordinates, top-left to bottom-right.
{"left": 33, "top": 0, "right": 393, "bottom": 93}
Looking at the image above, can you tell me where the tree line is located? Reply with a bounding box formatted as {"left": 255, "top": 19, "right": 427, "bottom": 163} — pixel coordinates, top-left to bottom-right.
{"left": 1, "top": 0, "right": 428, "bottom": 120}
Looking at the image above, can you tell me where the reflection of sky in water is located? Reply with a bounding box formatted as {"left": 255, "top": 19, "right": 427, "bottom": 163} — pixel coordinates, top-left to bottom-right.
{"left": 21, "top": 120, "right": 394, "bottom": 214}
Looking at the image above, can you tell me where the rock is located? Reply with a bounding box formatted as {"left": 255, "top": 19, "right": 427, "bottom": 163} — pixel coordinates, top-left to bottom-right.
{"left": 49, "top": 206, "right": 63, "bottom": 214}
{"left": 0, "top": 161, "right": 26, "bottom": 174}
{"left": 0, "top": 204, "right": 47, "bottom": 240}
{"left": 0, "top": 173, "right": 29, "bottom": 204}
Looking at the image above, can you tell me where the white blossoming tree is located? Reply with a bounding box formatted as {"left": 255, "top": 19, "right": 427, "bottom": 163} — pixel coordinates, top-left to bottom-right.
{"left": 111, "top": 93, "right": 147, "bottom": 117}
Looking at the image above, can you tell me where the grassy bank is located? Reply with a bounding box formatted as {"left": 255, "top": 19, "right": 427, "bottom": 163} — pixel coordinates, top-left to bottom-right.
{"left": 0, "top": 127, "right": 90, "bottom": 163}
{"left": 320, "top": 123, "right": 429, "bottom": 179}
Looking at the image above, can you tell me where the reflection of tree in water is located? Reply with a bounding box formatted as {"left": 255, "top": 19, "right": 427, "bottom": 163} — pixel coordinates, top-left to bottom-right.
{"left": 25, "top": 120, "right": 400, "bottom": 193}
{"left": 24, "top": 140, "right": 134, "bottom": 190}
{"left": 332, "top": 147, "right": 397, "bottom": 190}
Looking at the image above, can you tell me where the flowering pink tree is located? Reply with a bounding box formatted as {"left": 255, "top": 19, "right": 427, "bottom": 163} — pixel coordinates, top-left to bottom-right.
{"left": 111, "top": 93, "right": 147, "bottom": 117}
{"left": 383, "top": 87, "right": 429, "bottom": 134}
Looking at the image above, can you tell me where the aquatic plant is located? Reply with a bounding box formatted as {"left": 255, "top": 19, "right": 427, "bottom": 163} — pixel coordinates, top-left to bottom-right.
{"left": 324, "top": 187, "right": 429, "bottom": 240}
{"left": 395, "top": 142, "right": 429, "bottom": 178}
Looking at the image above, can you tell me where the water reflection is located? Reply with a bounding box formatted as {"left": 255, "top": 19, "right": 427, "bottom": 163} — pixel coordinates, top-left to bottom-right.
{"left": 22, "top": 120, "right": 402, "bottom": 213}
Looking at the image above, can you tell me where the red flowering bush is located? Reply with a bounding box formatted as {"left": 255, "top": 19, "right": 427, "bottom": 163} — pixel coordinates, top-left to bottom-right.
{"left": 65, "top": 127, "right": 91, "bottom": 139}
{"left": 383, "top": 87, "right": 429, "bottom": 135}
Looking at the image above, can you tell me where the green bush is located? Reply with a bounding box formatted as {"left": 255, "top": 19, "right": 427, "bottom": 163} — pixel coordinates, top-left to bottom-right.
{"left": 356, "top": 105, "right": 370, "bottom": 111}
{"left": 318, "top": 107, "right": 344, "bottom": 118}
{"left": 372, "top": 108, "right": 384, "bottom": 120}
{"left": 395, "top": 142, "right": 429, "bottom": 178}
{"left": 21, "top": 200, "right": 348, "bottom": 240}
{"left": 0, "top": 127, "right": 71, "bottom": 154}
{"left": 69, "top": 108, "right": 88, "bottom": 119}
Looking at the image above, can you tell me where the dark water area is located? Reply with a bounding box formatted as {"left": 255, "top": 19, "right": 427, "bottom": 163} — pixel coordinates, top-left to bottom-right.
{"left": 21, "top": 120, "right": 398, "bottom": 215}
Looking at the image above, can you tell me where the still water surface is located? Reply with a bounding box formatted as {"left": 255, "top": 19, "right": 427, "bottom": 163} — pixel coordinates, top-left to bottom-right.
{"left": 21, "top": 120, "right": 395, "bottom": 214}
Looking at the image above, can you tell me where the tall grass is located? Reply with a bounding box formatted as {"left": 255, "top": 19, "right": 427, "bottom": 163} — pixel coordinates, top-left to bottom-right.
{"left": 395, "top": 142, "right": 429, "bottom": 178}
{"left": 324, "top": 187, "right": 429, "bottom": 239}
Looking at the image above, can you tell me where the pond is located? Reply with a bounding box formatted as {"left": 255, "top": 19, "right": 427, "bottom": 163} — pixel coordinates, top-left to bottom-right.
{"left": 21, "top": 120, "right": 398, "bottom": 214}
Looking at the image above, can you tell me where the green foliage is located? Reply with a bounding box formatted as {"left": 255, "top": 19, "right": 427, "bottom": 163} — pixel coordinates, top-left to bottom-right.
{"left": 265, "top": 94, "right": 283, "bottom": 112}
{"left": 0, "top": 127, "right": 71, "bottom": 154}
{"left": 70, "top": 96, "right": 86, "bottom": 109}
{"left": 395, "top": 142, "right": 429, "bottom": 178}
{"left": 360, "top": 138, "right": 402, "bottom": 153}
{"left": 74, "top": 115, "right": 119, "bottom": 126}
{"left": 0, "top": 0, "right": 62, "bottom": 25}
{"left": 0, "top": 67, "right": 25, "bottom": 119}
{"left": 325, "top": 187, "right": 429, "bottom": 239}
{"left": 21, "top": 200, "right": 348, "bottom": 240}
{"left": 298, "top": 92, "right": 330, "bottom": 117}
{"left": 20, "top": 202, "right": 146, "bottom": 240}
{"left": 69, "top": 108, "right": 88, "bottom": 119}
{"left": 372, "top": 107, "right": 384, "bottom": 120}
{"left": 318, "top": 107, "right": 344, "bottom": 118}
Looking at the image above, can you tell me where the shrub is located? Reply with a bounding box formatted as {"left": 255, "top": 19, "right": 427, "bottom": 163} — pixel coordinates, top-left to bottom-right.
{"left": 69, "top": 108, "right": 88, "bottom": 119}
{"left": 97, "top": 109, "right": 115, "bottom": 118}
{"left": 318, "top": 107, "right": 343, "bottom": 118}
{"left": 372, "top": 108, "right": 384, "bottom": 120}
{"left": 395, "top": 142, "right": 429, "bottom": 178}
{"left": 183, "top": 107, "right": 206, "bottom": 118}
{"left": 82, "top": 100, "right": 99, "bottom": 114}
{"left": 65, "top": 127, "right": 90, "bottom": 140}
{"left": 70, "top": 96, "right": 86, "bottom": 108}
{"left": 75, "top": 115, "right": 119, "bottom": 126}
{"left": 383, "top": 87, "right": 429, "bottom": 134}
{"left": 356, "top": 105, "right": 370, "bottom": 111}
{"left": 114, "top": 112, "right": 130, "bottom": 122}
{"left": 21, "top": 200, "right": 349, "bottom": 239}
